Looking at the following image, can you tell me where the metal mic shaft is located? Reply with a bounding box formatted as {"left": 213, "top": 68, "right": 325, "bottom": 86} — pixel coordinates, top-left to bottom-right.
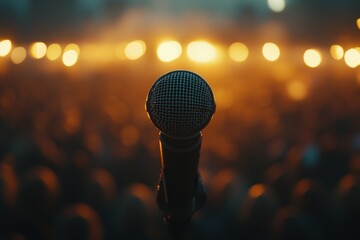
{"left": 145, "top": 70, "right": 215, "bottom": 239}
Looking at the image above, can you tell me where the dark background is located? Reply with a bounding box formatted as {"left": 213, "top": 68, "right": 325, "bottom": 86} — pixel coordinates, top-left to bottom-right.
{"left": 0, "top": 1, "right": 360, "bottom": 239}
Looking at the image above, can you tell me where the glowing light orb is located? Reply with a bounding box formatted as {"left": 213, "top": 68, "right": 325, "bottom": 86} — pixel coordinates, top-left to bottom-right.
{"left": 10, "top": 47, "right": 26, "bottom": 64}
{"left": 157, "top": 40, "right": 182, "bottom": 62}
{"left": 262, "top": 42, "right": 280, "bottom": 61}
{"left": 228, "top": 42, "right": 249, "bottom": 62}
{"left": 64, "top": 43, "right": 80, "bottom": 54}
{"left": 267, "top": 0, "right": 286, "bottom": 13}
{"left": 62, "top": 50, "right": 78, "bottom": 67}
{"left": 124, "top": 40, "right": 146, "bottom": 60}
{"left": 186, "top": 41, "right": 217, "bottom": 63}
{"left": 330, "top": 45, "right": 344, "bottom": 60}
{"left": 287, "top": 80, "right": 307, "bottom": 101}
{"left": 303, "top": 49, "right": 322, "bottom": 68}
{"left": 30, "top": 42, "right": 47, "bottom": 59}
{"left": 0, "top": 39, "right": 12, "bottom": 57}
{"left": 344, "top": 48, "right": 360, "bottom": 68}
{"left": 46, "top": 43, "right": 62, "bottom": 61}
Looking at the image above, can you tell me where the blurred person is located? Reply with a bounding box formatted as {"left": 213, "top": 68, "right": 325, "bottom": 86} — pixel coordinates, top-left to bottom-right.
{"left": 81, "top": 168, "right": 119, "bottom": 240}
{"left": 272, "top": 179, "right": 327, "bottom": 240}
{"left": 15, "top": 166, "right": 60, "bottom": 240}
{"left": 237, "top": 183, "right": 278, "bottom": 240}
{"left": 114, "top": 183, "right": 161, "bottom": 240}
{"left": 265, "top": 163, "right": 293, "bottom": 206}
{"left": 56, "top": 203, "right": 103, "bottom": 240}
{"left": 189, "top": 169, "right": 247, "bottom": 240}
{"left": 333, "top": 173, "right": 360, "bottom": 239}
{"left": 0, "top": 155, "right": 18, "bottom": 238}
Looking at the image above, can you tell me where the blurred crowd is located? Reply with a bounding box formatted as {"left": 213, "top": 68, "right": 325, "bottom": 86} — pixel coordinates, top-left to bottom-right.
{"left": 0, "top": 60, "right": 360, "bottom": 240}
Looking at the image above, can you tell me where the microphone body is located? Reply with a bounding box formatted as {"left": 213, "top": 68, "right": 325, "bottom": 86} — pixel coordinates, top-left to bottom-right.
{"left": 145, "top": 70, "right": 215, "bottom": 238}
{"left": 156, "top": 133, "right": 206, "bottom": 225}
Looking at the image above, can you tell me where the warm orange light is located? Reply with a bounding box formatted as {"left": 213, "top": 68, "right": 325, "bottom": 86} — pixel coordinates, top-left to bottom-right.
{"left": 229, "top": 42, "right": 249, "bottom": 62}
{"left": 287, "top": 80, "right": 307, "bottom": 101}
{"left": 157, "top": 40, "right": 182, "bottom": 62}
{"left": 267, "top": 0, "right": 286, "bottom": 12}
{"left": 344, "top": 48, "right": 360, "bottom": 68}
{"left": 262, "top": 42, "right": 280, "bottom": 61}
{"left": 249, "top": 184, "right": 265, "bottom": 198}
{"left": 30, "top": 42, "right": 47, "bottom": 59}
{"left": 124, "top": 40, "right": 146, "bottom": 60}
{"left": 357, "top": 18, "right": 360, "bottom": 30}
{"left": 62, "top": 50, "right": 78, "bottom": 67}
{"left": 0, "top": 39, "right": 12, "bottom": 57}
{"left": 46, "top": 43, "right": 62, "bottom": 61}
{"left": 330, "top": 45, "right": 344, "bottom": 60}
{"left": 64, "top": 43, "right": 80, "bottom": 54}
{"left": 120, "top": 125, "right": 139, "bottom": 147}
{"left": 303, "top": 49, "right": 322, "bottom": 68}
{"left": 187, "top": 41, "right": 217, "bottom": 63}
{"left": 10, "top": 47, "right": 26, "bottom": 64}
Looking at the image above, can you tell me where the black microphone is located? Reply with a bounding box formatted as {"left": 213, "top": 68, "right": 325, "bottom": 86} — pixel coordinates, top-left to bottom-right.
{"left": 145, "top": 70, "right": 216, "bottom": 239}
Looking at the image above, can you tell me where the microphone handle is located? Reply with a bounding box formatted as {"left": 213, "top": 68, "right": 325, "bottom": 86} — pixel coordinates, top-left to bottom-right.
{"left": 156, "top": 133, "right": 207, "bottom": 234}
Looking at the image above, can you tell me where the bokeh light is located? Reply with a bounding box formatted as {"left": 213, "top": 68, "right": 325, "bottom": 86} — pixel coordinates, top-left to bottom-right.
{"left": 228, "top": 42, "right": 249, "bottom": 62}
{"left": 262, "top": 42, "right": 280, "bottom": 61}
{"left": 157, "top": 40, "right": 182, "bottom": 62}
{"left": 30, "top": 42, "right": 47, "bottom": 59}
{"left": 303, "top": 49, "right": 322, "bottom": 68}
{"left": 267, "top": 0, "right": 286, "bottom": 13}
{"left": 62, "top": 50, "right": 78, "bottom": 67}
{"left": 64, "top": 43, "right": 80, "bottom": 55}
{"left": 249, "top": 184, "right": 265, "bottom": 198}
{"left": 120, "top": 125, "right": 139, "bottom": 147}
{"left": 46, "top": 43, "right": 62, "bottom": 61}
{"left": 186, "top": 41, "right": 217, "bottom": 63}
{"left": 330, "top": 45, "right": 344, "bottom": 60}
{"left": 0, "top": 39, "right": 12, "bottom": 57}
{"left": 287, "top": 79, "right": 307, "bottom": 101}
{"left": 357, "top": 18, "right": 360, "bottom": 29}
{"left": 124, "top": 40, "right": 146, "bottom": 60}
{"left": 10, "top": 47, "right": 26, "bottom": 64}
{"left": 344, "top": 48, "right": 360, "bottom": 68}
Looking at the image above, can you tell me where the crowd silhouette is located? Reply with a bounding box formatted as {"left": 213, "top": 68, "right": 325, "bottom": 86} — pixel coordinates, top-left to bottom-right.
{"left": 0, "top": 60, "right": 359, "bottom": 240}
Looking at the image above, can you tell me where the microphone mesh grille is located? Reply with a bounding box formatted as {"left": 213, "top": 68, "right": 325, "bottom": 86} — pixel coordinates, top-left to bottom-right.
{"left": 146, "top": 70, "right": 215, "bottom": 138}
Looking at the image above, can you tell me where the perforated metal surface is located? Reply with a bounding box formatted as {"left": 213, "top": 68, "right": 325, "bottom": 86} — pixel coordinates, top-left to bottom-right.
{"left": 146, "top": 70, "right": 215, "bottom": 138}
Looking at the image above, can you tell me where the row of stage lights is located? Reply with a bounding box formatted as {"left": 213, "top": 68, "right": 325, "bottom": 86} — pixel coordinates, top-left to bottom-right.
{"left": 0, "top": 38, "right": 359, "bottom": 69}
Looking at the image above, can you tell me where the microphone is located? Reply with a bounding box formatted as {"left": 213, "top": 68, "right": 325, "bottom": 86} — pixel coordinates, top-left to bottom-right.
{"left": 145, "top": 70, "right": 216, "bottom": 239}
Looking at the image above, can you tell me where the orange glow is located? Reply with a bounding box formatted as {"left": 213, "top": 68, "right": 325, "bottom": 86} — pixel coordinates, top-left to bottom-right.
{"left": 62, "top": 50, "right": 78, "bottom": 67}
{"left": 30, "top": 42, "right": 47, "bottom": 59}
{"left": 10, "top": 47, "right": 26, "bottom": 64}
{"left": 249, "top": 184, "right": 265, "bottom": 198}
{"left": 157, "top": 40, "right": 182, "bottom": 62}
{"left": 228, "top": 42, "right": 249, "bottom": 62}
{"left": 124, "top": 40, "right": 146, "bottom": 60}
{"left": 187, "top": 41, "right": 217, "bottom": 63}
{"left": 64, "top": 43, "right": 80, "bottom": 54}
{"left": 120, "top": 125, "right": 139, "bottom": 147}
{"left": 330, "top": 45, "right": 344, "bottom": 60}
{"left": 262, "top": 42, "right": 280, "bottom": 61}
{"left": 303, "top": 49, "right": 322, "bottom": 68}
{"left": 344, "top": 48, "right": 360, "bottom": 68}
{"left": 0, "top": 39, "right": 12, "bottom": 57}
{"left": 357, "top": 18, "right": 360, "bottom": 29}
{"left": 46, "top": 43, "right": 62, "bottom": 61}
{"left": 287, "top": 79, "right": 307, "bottom": 101}
{"left": 82, "top": 43, "right": 115, "bottom": 63}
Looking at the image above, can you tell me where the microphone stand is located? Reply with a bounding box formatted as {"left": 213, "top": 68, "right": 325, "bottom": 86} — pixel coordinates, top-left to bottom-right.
{"left": 156, "top": 133, "right": 207, "bottom": 240}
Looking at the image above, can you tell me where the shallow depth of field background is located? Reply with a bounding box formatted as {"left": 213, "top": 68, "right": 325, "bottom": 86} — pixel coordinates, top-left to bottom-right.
{"left": 0, "top": 1, "right": 360, "bottom": 239}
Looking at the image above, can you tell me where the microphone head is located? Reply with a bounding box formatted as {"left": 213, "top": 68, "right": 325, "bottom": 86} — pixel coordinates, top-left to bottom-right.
{"left": 146, "top": 70, "right": 216, "bottom": 138}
